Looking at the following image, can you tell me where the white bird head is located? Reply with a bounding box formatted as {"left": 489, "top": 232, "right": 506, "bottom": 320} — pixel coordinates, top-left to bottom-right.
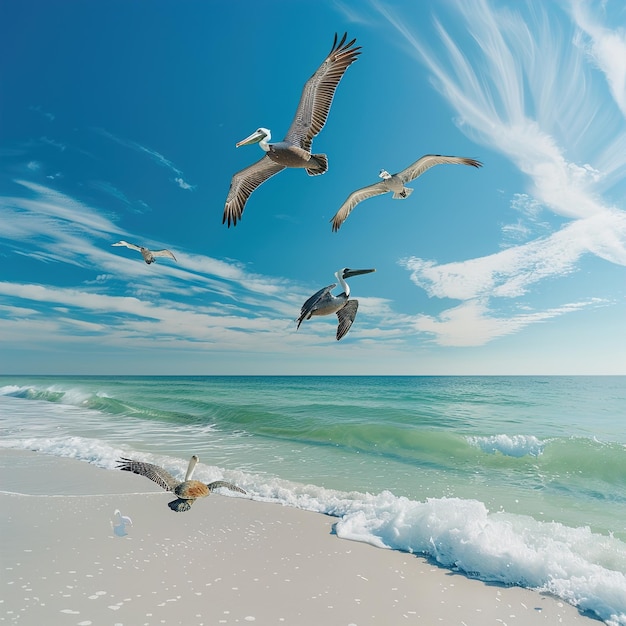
{"left": 236, "top": 127, "right": 271, "bottom": 148}
{"left": 378, "top": 169, "right": 392, "bottom": 180}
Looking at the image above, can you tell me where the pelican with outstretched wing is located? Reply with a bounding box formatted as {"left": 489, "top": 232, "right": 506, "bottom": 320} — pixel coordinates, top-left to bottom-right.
{"left": 116, "top": 455, "right": 245, "bottom": 512}
{"left": 223, "top": 33, "right": 361, "bottom": 227}
{"left": 297, "top": 267, "right": 375, "bottom": 341}
{"left": 112, "top": 240, "right": 177, "bottom": 264}
{"left": 330, "top": 155, "right": 483, "bottom": 231}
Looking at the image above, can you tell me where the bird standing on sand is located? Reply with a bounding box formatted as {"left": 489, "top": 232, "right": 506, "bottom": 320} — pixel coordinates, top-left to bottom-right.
{"left": 112, "top": 509, "right": 133, "bottom": 536}
{"left": 330, "top": 154, "right": 483, "bottom": 231}
{"left": 223, "top": 32, "right": 361, "bottom": 227}
{"left": 297, "top": 267, "right": 375, "bottom": 340}
{"left": 116, "top": 455, "right": 246, "bottom": 512}
{"left": 112, "top": 241, "right": 177, "bottom": 264}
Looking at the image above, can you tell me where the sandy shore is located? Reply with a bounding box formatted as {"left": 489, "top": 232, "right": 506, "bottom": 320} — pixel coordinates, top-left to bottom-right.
{"left": 0, "top": 449, "right": 599, "bottom": 625}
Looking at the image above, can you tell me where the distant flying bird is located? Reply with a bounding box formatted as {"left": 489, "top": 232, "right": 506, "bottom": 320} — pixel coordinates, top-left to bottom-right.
{"left": 112, "top": 240, "right": 177, "bottom": 264}
{"left": 223, "top": 32, "right": 361, "bottom": 227}
{"left": 116, "top": 455, "right": 246, "bottom": 513}
{"left": 330, "top": 155, "right": 483, "bottom": 231}
{"left": 297, "top": 267, "right": 375, "bottom": 340}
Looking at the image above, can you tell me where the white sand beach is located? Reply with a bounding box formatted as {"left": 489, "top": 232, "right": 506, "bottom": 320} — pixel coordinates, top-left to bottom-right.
{"left": 1, "top": 449, "right": 598, "bottom": 625}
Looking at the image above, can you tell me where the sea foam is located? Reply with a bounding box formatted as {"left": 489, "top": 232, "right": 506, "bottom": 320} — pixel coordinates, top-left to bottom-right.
{"left": 467, "top": 433, "right": 545, "bottom": 457}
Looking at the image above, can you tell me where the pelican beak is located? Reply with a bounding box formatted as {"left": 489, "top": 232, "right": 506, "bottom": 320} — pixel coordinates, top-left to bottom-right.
{"left": 236, "top": 129, "right": 267, "bottom": 147}
{"left": 343, "top": 268, "right": 376, "bottom": 279}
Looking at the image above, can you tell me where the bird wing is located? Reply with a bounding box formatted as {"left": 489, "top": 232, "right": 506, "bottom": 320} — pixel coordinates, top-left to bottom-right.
{"left": 223, "top": 155, "right": 285, "bottom": 227}
{"left": 151, "top": 249, "right": 177, "bottom": 262}
{"left": 284, "top": 33, "right": 361, "bottom": 152}
{"left": 330, "top": 181, "right": 389, "bottom": 232}
{"left": 296, "top": 284, "right": 336, "bottom": 328}
{"left": 207, "top": 481, "right": 246, "bottom": 495}
{"left": 396, "top": 154, "right": 482, "bottom": 184}
{"left": 112, "top": 240, "right": 142, "bottom": 252}
{"left": 336, "top": 300, "right": 359, "bottom": 340}
{"left": 116, "top": 457, "right": 180, "bottom": 492}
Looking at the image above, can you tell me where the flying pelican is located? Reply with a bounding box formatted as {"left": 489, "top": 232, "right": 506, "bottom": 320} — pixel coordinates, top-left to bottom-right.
{"left": 297, "top": 267, "right": 375, "bottom": 340}
{"left": 116, "top": 455, "right": 246, "bottom": 513}
{"left": 223, "top": 32, "right": 361, "bottom": 227}
{"left": 330, "top": 155, "right": 483, "bottom": 231}
{"left": 112, "top": 240, "right": 177, "bottom": 264}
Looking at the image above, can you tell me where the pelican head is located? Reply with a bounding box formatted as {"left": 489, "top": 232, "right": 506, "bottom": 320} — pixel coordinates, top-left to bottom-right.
{"left": 236, "top": 127, "right": 271, "bottom": 148}
{"left": 379, "top": 169, "right": 392, "bottom": 180}
{"left": 339, "top": 268, "right": 376, "bottom": 280}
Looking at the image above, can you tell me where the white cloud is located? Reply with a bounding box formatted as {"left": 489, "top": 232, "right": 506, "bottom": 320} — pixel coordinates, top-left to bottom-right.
{"left": 569, "top": 0, "right": 626, "bottom": 117}
{"left": 175, "top": 177, "right": 195, "bottom": 191}
{"left": 412, "top": 298, "right": 605, "bottom": 347}
{"left": 94, "top": 128, "right": 192, "bottom": 190}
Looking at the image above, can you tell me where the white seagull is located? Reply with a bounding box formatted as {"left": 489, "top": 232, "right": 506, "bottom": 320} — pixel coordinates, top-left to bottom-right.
{"left": 330, "top": 154, "right": 483, "bottom": 231}
{"left": 112, "top": 241, "right": 177, "bottom": 264}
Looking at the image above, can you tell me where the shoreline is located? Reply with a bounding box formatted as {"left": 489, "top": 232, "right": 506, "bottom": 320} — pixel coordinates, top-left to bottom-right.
{"left": 1, "top": 449, "right": 599, "bottom": 625}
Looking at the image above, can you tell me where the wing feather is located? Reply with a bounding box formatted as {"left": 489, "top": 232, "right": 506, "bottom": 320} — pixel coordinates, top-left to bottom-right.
{"left": 397, "top": 155, "right": 482, "bottom": 184}
{"left": 297, "top": 284, "right": 336, "bottom": 328}
{"left": 330, "top": 181, "right": 389, "bottom": 231}
{"left": 223, "top": 156, "right": 285, "bottom": 227}
{"left": 116, "top": 457, "right": 180, "bottom": 492}
{"left": 112, "top": 240, "right": 142, "bottom": 252}
{"left": 336, "top": 300, "right": 358, "bottom": 340}
{"left": 207, "top": 481, "right": 246, "bottom": 495}
{"left": 284, "top": 33, "right": 361, "bottom": 152}
{"left": 151, "top": 249, "right": 177, "bottom": 261}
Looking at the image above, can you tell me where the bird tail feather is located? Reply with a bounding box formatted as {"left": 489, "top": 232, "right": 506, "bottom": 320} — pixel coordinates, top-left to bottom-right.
{"left": 168, "top": 498, "right": 193, "bottom": 512}
{"left": 392, "top": 187, "right": 413, "bottom": 200}
{"left": 306, "top": 154, "right": 328, "bottom": 176}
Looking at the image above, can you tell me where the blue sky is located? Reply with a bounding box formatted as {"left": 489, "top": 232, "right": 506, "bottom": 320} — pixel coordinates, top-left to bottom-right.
{"left": 1, "top": 0, "right": 625, "bottom": 375}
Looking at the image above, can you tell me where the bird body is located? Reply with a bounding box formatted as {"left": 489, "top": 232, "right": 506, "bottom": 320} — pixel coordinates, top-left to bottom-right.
{"left": 223, "top": 33, "right": 361, "bottom": 227}
{"left": 330, "top": 154, "right": 482, "bottom": 231}
{"left": 112, "top": 240, "right": 177, "bottom": 264}
{"left": 297, "top": 268, "right": 375, "bottom": 340}
{"left": 116, "top": 455, "right": 245, "bottom": 512}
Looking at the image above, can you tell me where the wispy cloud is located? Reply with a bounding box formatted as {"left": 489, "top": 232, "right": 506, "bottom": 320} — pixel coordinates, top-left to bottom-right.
{"left": 93, "top": 128, "right": 195, "bottom": 191}
{"left": 175, "top": 177, "right": 195, "bottom": 191}
{"left": 372, "top": 0, "right": 626, "bottom": 346}
{"left": 568, "top": 0, "right": 626, "bottom": 118}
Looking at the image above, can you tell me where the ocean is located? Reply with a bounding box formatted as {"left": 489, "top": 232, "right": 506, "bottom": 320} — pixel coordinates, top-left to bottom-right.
{"left": 1, "top": 375, "right": 625, "bottom": 624}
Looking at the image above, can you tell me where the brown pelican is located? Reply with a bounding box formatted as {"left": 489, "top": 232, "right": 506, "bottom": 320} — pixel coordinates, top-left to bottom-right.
{"left": 297, "top": 268, "right": 375, "bottom": 340}
{"left": 116, "top": 455, "right": 246, "bottom": 512}
{"left": 330, "top": 155, "right": 483, "bottom": 231}
{"left": 223, "top": 33, "right": 361, "bottom": 227}
{"left": 112, "top": 240, "right": 177, "bottom": 264}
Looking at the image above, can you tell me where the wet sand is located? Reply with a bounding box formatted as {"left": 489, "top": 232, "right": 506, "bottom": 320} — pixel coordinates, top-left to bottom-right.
{"left": 0, "top": 449, "right": 599, "bottom": 625}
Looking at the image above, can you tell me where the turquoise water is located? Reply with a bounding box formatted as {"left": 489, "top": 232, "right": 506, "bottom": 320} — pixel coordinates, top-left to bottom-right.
{"left": 1, "top": 375, "right": 625, "bottom": 624}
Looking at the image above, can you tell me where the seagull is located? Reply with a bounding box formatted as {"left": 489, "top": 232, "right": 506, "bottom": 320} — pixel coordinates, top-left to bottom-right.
{"left": 116, "top": 455, "right": 246, "bottom": 513}
{"left": 297, "top": 267, "right": 375, "bottom": 340}
{"left": 330, "top": 154, "right": 483, "bottom": 231}
{"left": 223, "top": 32, "right": 361, "bottom": 227}
{"left": 111, "top": 509, "right": 133, "bottom": 537}
{"left": 112, "top": 240, "right": 177, "bottom": 264}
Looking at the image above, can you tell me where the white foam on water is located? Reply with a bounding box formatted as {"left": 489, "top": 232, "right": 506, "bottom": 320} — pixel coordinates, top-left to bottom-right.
{"left": 467, "top": 434, "right": 546, "bottom": 457}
